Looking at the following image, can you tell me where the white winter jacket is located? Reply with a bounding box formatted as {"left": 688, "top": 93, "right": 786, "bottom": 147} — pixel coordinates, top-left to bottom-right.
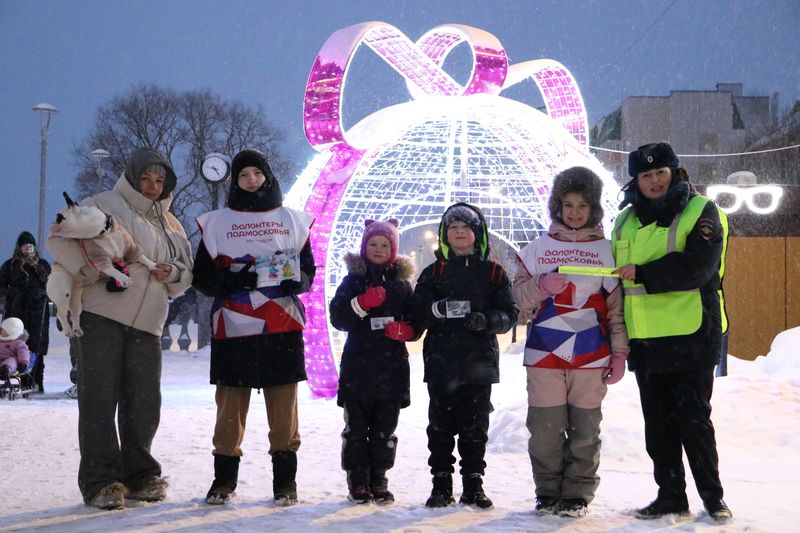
{"left": 46, "top": 176, "right": 193, "bottom": 336}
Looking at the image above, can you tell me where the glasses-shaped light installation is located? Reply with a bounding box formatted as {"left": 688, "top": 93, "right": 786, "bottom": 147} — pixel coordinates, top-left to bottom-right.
{"left": 707, "top": 185, "right": 784, "bottom": 214}
{"left": 294, "top": 22, "right": 618, "bottom": 398}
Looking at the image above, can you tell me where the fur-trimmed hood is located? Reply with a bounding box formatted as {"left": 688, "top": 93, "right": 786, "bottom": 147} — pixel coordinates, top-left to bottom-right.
{"left": 343, "top": 253, "right": 416, "bottom": 282}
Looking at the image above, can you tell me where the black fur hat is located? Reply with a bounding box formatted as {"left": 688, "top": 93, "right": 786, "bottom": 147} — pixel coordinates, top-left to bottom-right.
{"left": 548, "top": 166, "right": 604, "bottom": 228}
{"left": 627, "top": 142, "right": 680, "bottom": 177}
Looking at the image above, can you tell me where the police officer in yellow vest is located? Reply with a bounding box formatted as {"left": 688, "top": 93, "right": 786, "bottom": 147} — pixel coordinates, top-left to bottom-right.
{"left": 612, "top": 142, "right": 732, "bottom": 523}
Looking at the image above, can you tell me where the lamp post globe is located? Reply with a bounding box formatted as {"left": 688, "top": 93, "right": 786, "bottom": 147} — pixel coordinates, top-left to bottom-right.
{"left": 91, "top": 148, "right": 111, "bottom": 178}
{"left": 33, "top": 103, "right": 57, "bottom": 247}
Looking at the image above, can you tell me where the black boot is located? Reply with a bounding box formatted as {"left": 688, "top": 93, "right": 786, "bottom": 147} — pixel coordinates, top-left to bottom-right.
{"left": 346, "top": 469, "right": 372, "bottom": 504}
{"left": 459, "top": 473, "right": 493, "bottom": 509}
{"left": 272, "top": 451, "right": 298, "bottom": 506}
{"left": 635, "top": 498, "right": 690, "bottom": 519}
{"left": 704, "top": 499, "right": 732, "bottom": 523}
{"left": 370, "top": 470, "right": 394, "bottom": 504}
{"left": 425, "top": 472, "right": 455, "bottom": 508}
{"left": 206, "top": 454, "right": 240, "bottom": 505}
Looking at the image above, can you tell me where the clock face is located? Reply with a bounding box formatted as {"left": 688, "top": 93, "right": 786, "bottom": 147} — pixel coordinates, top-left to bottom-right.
{"left": 202, "top": 155, "right": 228, "bottom": 182}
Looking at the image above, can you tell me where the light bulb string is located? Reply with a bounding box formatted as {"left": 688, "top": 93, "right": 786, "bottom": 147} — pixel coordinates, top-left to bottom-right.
{"left": 590, "top": 143, "right": 800, "bottom": 158}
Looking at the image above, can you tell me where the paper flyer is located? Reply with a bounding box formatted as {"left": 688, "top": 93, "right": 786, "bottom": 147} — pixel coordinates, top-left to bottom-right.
{"left": 255, "top": 249, "right": 301, "bottom": 288}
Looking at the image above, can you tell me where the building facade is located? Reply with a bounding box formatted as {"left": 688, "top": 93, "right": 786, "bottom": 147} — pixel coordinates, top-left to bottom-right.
{"left": 592, "top": 83, "right": 775, "bottom": 184}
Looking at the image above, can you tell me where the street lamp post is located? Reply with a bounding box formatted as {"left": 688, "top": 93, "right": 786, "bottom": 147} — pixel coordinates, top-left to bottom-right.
{"left": 91, "top": 148, "right": 111, "bottom": 179}
{"left": 33, "top": 103, "right": 57, "bottom": 246}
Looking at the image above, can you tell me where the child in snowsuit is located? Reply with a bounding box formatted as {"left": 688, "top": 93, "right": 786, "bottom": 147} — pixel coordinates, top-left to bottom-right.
{"left": 410, "top": 202, "right": 518, "bottom": 509}
{"left": 329, "top": 218, "right": 416, "bottom": 504}
{"left": 512, "top": 166, "right": 628, "bottom": 518}
{"left": 0, "top": 317, "right": 30, "bottom": 380}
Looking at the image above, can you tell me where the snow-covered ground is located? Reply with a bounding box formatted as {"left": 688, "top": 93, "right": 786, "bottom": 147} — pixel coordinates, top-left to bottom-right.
{"left": 1, "top": 321, "right": 798, "bottom": 532}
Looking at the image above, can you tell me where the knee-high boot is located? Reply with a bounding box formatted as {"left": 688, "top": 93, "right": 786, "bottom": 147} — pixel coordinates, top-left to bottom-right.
{"left": 205, "top": 454, "right": 240, "bottom": 505}
{"left": 272, "top": 451, "right": 298, "bottom": 506}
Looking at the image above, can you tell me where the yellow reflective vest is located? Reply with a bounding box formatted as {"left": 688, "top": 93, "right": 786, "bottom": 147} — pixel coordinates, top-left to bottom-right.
{"left": 612, "top": 195, "right": 728, "bottom": 340}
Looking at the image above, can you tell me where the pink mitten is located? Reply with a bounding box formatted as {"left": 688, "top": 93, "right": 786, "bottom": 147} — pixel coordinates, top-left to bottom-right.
{"left": 602, "top": 352, "right": 627, "bottom": 385}
{"left": 537, "top": 273, "right": 568, "bottom": 297}
{"left": 356, "top": 286, "right": 386, "bottom": 311}
{"left": 385, "top": 321, "right": 414, "bottom": 341}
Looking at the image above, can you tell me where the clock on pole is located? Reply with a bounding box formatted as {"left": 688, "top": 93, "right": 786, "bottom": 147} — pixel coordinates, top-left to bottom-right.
{"left": 202, "top": 152, "right": 230, "bottom": 209}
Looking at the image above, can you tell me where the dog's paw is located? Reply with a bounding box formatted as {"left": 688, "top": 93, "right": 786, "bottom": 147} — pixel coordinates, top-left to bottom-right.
{"left": 73, "top": 327, "right": 84, "bottom": 337}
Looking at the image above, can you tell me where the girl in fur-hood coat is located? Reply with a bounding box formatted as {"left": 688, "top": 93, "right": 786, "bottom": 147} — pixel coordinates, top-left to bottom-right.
{"left": 329, "top": 219, "right": 416, "bottom": 408}
{"left": 328, "top": 218, "right": 416, "bottom": 503}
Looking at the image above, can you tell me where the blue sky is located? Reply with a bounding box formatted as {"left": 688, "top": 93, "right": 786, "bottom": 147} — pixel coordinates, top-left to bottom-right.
{"left": 1, "top": 0, "right": 798, "bottom": 258}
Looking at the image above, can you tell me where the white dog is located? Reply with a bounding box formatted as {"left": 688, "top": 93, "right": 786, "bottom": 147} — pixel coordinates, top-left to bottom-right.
{"left": 46, "top": 192, "right": 157, "bottom": 337}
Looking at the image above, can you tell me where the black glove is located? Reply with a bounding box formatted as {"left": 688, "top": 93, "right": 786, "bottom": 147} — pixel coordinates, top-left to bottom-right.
{"left": 17, "top": 361, "right": 28, "bottom": 373}
{"left": 463, "top": 312, "right": 487, "bottom": 331}
{"left": 279, "top": 279, "right": 304, "bottom": 296}
{"left": 227, "top": 264, "right": 258, "bottom": 293}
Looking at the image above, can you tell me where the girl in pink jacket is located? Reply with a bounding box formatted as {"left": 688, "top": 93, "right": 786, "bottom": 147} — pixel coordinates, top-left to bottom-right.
{"left": 0, "top": 317, "right": 30, "bottom": 380}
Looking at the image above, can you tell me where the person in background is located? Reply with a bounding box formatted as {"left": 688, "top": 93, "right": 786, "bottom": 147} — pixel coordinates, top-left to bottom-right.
{"left": 0, "top": 231, "right": 51, "bottom": 392}
{"left": 512, "top": 167, "right": 628, "bottom": 518}
{"left": 192, "top": 149, "right": 315, "bottom": 507}
{"left": 409, "top": 202, "right": 518, "bottom": 510}
{"left": 612, "top": 142, "right": 732, "bottom": 523}
{"left": 329, "top": 218, "right": 415, "bottom": 504}
{"left": 0, "top": 317, "right": 30, "bottom": 381}
{"left": 47, "top": 147, "right": 193, "bottom": 511}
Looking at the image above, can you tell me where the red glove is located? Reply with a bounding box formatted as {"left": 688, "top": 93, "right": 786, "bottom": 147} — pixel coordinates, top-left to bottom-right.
{"left": 602, "top": 352, "right": 627, "bottom": 385}
{"left": 356, "top": 286, "right": 386, "bottom": 311}
{"left": 537, "top": 272, "right": 568, "bottom": 297}
{"left": 385, "top": 321, "right": 414, "bottom": 341}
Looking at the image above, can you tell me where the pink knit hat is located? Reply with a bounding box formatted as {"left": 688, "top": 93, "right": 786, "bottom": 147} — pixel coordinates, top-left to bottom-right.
{"left": 360, "top": 218, "right": 399, "bottom": 265}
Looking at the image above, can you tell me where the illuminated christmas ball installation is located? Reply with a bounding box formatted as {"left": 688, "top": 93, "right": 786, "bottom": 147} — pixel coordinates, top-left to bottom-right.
{"left": 289, "top": 22, "right": 620, "bottom": 398}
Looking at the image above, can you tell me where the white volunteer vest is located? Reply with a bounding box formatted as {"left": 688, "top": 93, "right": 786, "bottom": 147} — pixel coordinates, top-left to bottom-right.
{"left": 197, "top": 207, "right": 313, "bottom": 263}
{"left": 517, "top": 234, "right": 617, "bottom": 309}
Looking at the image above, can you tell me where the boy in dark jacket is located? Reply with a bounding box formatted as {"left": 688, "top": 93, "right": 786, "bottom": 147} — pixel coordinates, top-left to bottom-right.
{"left": 329, "top": 218, "right": 415, "bottom": 504}
{"left": 410, "top": 202, "right": 518, "bottom": 509}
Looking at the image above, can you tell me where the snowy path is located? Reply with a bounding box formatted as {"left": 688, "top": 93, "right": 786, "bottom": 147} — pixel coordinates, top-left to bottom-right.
{"left": 1, "top": 321, "right": 797, "bottom": 532}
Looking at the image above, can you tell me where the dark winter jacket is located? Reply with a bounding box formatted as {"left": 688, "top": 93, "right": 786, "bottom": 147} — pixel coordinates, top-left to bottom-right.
{"left": 192, "top": 239, "right": 315, "bottom": 388}
{"left": 617, "top": 177, "right": 725, "bottom": 373}
{"left": 329, "top": 253, "right": 415, "bottom": 408}
{"left": 409, "top": 203, "right": 518, "bottom": 389}
{"left": 0, "top": 243, "right": 51, "bottom": 356}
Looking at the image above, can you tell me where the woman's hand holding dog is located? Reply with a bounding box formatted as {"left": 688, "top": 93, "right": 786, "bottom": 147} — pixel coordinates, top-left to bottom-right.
{"left": 151, "top": 263, "right": 173, "bottom": 282}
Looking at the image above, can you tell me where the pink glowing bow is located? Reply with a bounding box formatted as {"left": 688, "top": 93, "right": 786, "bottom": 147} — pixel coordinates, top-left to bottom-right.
{"left": 300, "top": 22, "right": 589, "bottom": 398}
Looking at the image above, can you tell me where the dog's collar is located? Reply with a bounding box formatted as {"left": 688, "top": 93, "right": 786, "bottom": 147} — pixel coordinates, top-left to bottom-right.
{"left": 97, "top": 214, "right": 113, "bottom": 237}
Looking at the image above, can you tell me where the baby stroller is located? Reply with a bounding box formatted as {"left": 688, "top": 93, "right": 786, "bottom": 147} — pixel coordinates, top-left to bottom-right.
{"left": 0, "top": 352, "right": 38, "bottom": 400}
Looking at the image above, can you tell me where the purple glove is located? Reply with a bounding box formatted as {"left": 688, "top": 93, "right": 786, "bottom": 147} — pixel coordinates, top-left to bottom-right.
{"left": 602, "top": 352, "right": 627, "bottom": 385}
{"left": 537, "top": 273, "right": 568, "bottom": 297}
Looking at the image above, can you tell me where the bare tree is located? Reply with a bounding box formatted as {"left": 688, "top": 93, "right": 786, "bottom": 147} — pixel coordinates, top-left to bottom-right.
{"left": 72, "top": 83, "right": 288, "bottom": 241}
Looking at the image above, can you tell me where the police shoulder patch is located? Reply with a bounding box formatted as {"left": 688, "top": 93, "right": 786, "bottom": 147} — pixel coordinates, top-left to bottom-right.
{"left": 697, "top": 218, "right": 717, "bottom": 240}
